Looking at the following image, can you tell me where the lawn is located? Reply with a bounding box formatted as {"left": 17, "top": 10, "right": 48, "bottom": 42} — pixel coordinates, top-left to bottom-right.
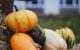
{"left": 39, "top": 16, "right": 80, "bottom": 43}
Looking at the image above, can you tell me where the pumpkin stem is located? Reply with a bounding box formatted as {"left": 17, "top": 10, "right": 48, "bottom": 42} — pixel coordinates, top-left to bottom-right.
{"left": 34, "top": 43, "right": 42, "bottom": 48}
{"left": 37, "top": 25, "right": 45, "bottom": 36}
{"left": 13, "top": 5, "right": 18, "bottom": 11}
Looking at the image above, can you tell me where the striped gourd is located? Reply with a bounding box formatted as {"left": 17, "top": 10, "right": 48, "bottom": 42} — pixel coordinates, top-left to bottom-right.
{"left": 56, "top": 28, "right": 75, "bottom": 49}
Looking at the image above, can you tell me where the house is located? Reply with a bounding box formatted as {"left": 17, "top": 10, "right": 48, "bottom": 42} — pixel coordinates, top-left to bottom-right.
{"left": 14, "top": 0, "right": 80, "bottom": 16}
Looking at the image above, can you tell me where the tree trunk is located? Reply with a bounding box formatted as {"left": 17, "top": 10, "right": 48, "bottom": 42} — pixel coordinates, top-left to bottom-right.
{"left": 0, "top": 0, "right": 14, "bottom": 50}
{"left": 0, "top": 0, "right": 14, "bottom": 15}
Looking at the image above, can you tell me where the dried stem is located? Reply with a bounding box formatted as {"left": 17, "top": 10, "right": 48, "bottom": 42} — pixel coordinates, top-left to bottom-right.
{"left": 37, "top": 25, "right": 45, "bottom": 36}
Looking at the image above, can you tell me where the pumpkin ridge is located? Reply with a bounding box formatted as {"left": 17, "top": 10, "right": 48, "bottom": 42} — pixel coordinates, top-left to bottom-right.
{"left": 16, "top": 12, "right": 29, "bottom": 32}
{"left": 14, "top": 14, "right": 21, "bottom": 32}
{"left": 22, "top": 11, "right": 32, "bottom": 30}
{"left": 6, "top": 16, "right": 15, "bottom": 31}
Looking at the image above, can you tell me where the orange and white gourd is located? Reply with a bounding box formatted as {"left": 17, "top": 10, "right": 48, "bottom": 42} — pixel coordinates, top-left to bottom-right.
{"left": 44, "top": 29, "right": 67, "bottom": 50}
{"left": 4, "top": 10, "right": 38, "bottom": 32}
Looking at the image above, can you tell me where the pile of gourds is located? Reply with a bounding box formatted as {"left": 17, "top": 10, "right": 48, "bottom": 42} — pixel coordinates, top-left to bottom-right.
{"left": 4, "top": 9, "right": 75, "bottom": 50}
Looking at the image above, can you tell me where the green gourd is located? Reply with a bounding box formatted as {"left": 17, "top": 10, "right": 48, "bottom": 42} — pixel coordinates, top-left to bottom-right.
{"left": 26, "top": 25, "right": 46, "bottom": 47}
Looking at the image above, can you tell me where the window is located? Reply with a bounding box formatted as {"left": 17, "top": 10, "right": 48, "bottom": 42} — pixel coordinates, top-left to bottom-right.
{"left": 66, "top": 0, "right": 73, "bottom": 4}
{"left": 76, "top": 0, "right": 78, "bottom": 5}
{"left": 32, "top": 0, "right": 37, "bottom": 4}
{"left": 60, "top": 0, "right": 63, "bottom": 4}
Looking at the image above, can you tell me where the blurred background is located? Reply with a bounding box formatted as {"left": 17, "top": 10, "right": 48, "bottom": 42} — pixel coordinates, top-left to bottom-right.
{"left": 13, "top": 0, "right": 80, "bottom": 43}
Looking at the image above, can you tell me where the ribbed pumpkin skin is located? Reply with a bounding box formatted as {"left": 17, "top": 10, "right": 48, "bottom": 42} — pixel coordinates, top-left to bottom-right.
{"left": 10, "top": 33, "right": 39, "bottom": 50}
{"left": 4, "top": 10, "right": 38, "bottom": 32}
{"left": 44, "top": 29, "right": 67, "bottom": 50}
{"left": 56, "top": 28, "right": 75, "bottom": 49}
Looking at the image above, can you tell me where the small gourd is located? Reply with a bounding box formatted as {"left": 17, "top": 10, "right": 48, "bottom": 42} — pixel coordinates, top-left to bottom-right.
{"left": 44, "top": 29, "right": 67, "bottom": 50}
{"left": 56, "top": 28, "right": 75, "bottom": 49}
{"left": 26, "top": 25, "right": 46, "bottom": 47}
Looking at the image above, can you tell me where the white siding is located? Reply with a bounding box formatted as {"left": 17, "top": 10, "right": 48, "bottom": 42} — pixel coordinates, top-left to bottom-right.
{"left": 44, "top": 0, "right": 60, "bottom": 15}
{"left": 79, "top": 0, "right": 80, "bottom": 13}
{"left": 14, "top": 1, "right": 26, "bottom": 9}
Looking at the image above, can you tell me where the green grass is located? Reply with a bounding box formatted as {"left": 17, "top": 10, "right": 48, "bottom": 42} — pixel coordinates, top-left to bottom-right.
{"left": 38, "top": 16, "right": 80, "bottom": 43}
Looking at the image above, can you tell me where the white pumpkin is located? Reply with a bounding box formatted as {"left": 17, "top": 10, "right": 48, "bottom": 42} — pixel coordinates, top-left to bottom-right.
{"left": 44, "top": 29, "right": 67, "bottom": 50}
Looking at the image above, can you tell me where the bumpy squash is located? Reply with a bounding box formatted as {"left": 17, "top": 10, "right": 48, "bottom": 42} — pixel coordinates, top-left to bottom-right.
{"left": 26, "top": 26, "right": 46, "bottom": 47}
{"left": 4, "top": 10, "right": 38, "bottom": 32}
{"left": 10, "top": 33, "right": 40, "bottom": 50}
{"left": 56, "top": 28, "right": 75, "bottom": 49}
{"left": 44, "top": 29, "right": 67, "bottom": 50}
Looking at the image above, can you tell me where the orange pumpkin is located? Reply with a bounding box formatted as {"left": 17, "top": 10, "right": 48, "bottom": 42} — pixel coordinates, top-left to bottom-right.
{"left": 10, "top": 33, "right": 40, "bottom": 50}
{"left": 4, "top": 10, "right": 38, "bottom": 32}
